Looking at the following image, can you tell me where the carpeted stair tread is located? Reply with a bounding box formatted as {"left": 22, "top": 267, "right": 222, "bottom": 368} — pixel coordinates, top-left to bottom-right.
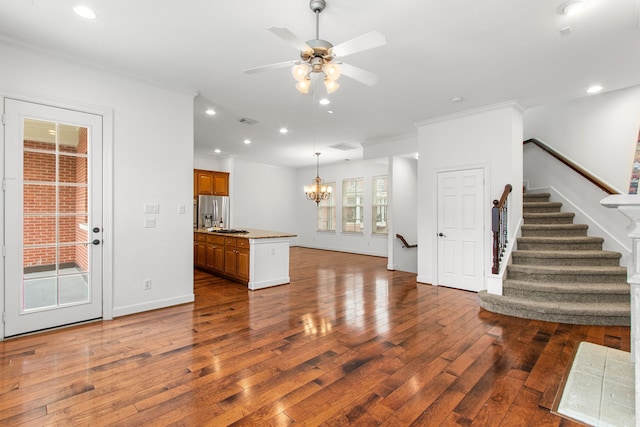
{"left": 523, "top": 202, "right": 563, "bottom": 213}
{"left": 512, "top": 250, "right": 620, "bottom": 259}
{"left": 523, "top": 192, "right": 551, "bottom": 200}
{"left": 521, "top": 224, "right": 588, "bottom": 237}
{"left": 478, "top": 291, "right": 630, "bottom": 326}
{"left": 523, "top": 202, "right": 563, "bottom": 208}
{"left": 518, "top": 236, "right": 603, "bottom": 243}
{"left": 507, "top": 264, "right": 627, "bottom": 283}
{"left": 503, "top": 279, "right": 630, "bottom": 295}
{"left": 511, "top": 250, "right": 622, "bottom": 266}
{"left": 508, "top": 264, "right": 625, "bottom": 275}
{"left": 517, "top": 236, "right": 604, "bottom": 251}
{"left": 523, "top": 212, "right": 575, "bottom": 224}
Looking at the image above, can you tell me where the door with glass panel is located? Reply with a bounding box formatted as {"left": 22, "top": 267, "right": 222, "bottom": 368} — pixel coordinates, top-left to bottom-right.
{"left": 3, "top": 98, "right": 103, "bottom": 337}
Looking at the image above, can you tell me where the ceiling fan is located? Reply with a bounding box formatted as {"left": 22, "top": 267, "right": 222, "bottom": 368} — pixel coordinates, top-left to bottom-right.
{"left": 243, "top": 0, "right": 386, "bottom": 94}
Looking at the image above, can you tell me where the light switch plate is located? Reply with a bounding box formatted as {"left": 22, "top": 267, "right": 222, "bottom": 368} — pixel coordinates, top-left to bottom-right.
{"left": 144, "top": 217, "right": 156, "bottom": 228}
{"left": 178, "top": 204, "right": 185, "bottom": 214}
{"left": 144, "top": 203, "right": 159, "bottom": 214}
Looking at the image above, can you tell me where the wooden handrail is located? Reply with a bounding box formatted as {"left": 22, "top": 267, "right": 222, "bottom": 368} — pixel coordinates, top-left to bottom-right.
{"left": 524, "top": 138, "right": 618, "bottom": 195}
{"left": 396, "top": 234, "right": 417, "bottom": 248}
{"left": 495, "top": 184, "right": 512, "bottom": 209}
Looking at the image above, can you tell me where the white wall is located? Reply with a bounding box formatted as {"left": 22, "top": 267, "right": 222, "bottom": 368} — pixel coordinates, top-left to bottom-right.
{"left": 0, "top": 42, "right": 195, "bottom": 334}
{"left": 524, "top": 144, "right": 631, "bottom": 267}
{"left": 388, "top": 156, "right": 418, "bottom": 273}
{"left": 228, "top": 159, "right": 298, "bottom": 239}
{"left": 296, "top": 159, "right": 389, "bottom": 256}
{"left": 194, "top": 154, "right": 221, "bottom": 171}
{"left": 524, "top": 85, "right": 640, "bottom": 193}
{"left": 416, "top": 102, "right": 524, "bottom": 286}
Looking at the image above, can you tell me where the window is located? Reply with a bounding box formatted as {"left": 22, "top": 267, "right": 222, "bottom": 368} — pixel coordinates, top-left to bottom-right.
{"left": 342, "top": 178, "right": 364, "bottom": 233}
{"left": 372, "top": 175, "right": 388, "bottom": 234}
{"left": 317, "top": 182, "right": 336, "bottom": 231}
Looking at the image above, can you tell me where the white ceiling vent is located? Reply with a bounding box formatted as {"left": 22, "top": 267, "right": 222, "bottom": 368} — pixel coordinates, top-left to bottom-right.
{"left": 329, "top": 143, "right": 358, "bottom": 151}
{"left": 238, "top": 117, "right": 258, "bottom": 125}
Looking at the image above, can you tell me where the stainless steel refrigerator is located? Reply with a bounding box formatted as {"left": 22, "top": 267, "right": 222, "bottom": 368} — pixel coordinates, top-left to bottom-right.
{"left": 197, "top": 195, "right": 230, "bottom": 229}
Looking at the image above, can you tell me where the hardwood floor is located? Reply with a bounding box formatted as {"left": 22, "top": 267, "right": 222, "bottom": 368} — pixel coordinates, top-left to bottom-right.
{"left": 0, "top": 247, "right": 630, "bottom": 426}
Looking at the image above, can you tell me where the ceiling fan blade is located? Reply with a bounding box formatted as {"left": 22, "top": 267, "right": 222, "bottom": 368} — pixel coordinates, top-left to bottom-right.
{"left": 330, "top": 31, "right": 386, "bottom": 58}
{"left": 268, "top": 27, "right": 313, "bottom": 54}
{"left": 244, "top": 60, "right": 298, "bottom": 75}
{"left": 338, "top": 63, "right": 379, "bottom": 86}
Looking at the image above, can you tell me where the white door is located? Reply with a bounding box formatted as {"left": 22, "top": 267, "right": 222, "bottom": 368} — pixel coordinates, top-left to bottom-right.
{"left": 436, "top": 168, "right": 484, "bottom": 292}
{"left": 3, "top": 98, "right": 103, "bottom": 336}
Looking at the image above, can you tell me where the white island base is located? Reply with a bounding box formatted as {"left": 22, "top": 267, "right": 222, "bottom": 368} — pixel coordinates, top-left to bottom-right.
{"left": 247, "top": 237, "right": 291, "bottom": 290}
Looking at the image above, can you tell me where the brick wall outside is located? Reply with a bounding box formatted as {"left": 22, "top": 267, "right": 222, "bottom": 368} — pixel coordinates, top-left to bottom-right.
{"left": 23, "top": 129, "right": 90, "bottom": 273}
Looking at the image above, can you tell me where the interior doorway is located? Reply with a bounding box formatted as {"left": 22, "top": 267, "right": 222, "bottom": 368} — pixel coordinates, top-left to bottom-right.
{"left": 436, "top": 167, "right": 485, "bottom": 292}
{"left": 3, "top": 98, "right": 104, "bottom": 337}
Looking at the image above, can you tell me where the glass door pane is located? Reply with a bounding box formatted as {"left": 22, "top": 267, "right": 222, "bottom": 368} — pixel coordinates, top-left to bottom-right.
{"left": 22, "top": 119, "right": 91, "bottom": 312}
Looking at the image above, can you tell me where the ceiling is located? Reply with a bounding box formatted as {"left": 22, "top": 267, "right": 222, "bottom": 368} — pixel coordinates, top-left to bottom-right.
{"left": 1, "top": 0, "right": 639, "bottom": 168}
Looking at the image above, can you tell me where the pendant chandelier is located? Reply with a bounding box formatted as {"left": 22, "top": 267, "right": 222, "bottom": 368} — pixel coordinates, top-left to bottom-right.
{"left": 304, "top": 152, "right": 332, "bottom": 204}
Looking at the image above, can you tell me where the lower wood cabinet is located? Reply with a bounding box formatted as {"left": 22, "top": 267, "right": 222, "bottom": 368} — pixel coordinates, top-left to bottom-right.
{"left": 194, "top": 233, "right": 206, "bottom": 268}
{"left": 224, "top": 237, "right": 250, "bottom": 282}
{"left": 205, "top": 235, "right": 225, "bottom": 273}
{"left": 195, "top": 232, "right": 250, "bottom": 284}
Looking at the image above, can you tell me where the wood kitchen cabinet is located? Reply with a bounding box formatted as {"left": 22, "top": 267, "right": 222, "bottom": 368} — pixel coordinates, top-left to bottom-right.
{"left": 195, "top": 232, "right": 250, "bottom": 284}
{"left": 205, "top": 235, "right": 225, "bottom": 273}
{"left": 223, "top": 237, "right": 250, "bottom": 282}
{"left": 194, "top": 232, "right": 207, "bottom": 268}
{"left": 194, "top": 169, "right": 229, "bottom": 196}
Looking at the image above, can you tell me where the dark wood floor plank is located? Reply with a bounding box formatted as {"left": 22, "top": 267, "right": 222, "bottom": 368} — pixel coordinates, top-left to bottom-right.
{"left": 0, "top": 247, "right": 630, "bottom": 426}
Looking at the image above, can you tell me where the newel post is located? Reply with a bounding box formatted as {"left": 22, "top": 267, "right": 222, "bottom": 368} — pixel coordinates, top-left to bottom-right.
{"left": 601, "top": 194, "right": 639, "bottom": 415}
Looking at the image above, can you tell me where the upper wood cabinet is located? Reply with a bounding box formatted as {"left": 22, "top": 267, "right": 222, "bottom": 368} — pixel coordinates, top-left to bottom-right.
{"left": 194, "top": 169, "right": 229, "bottom": 196}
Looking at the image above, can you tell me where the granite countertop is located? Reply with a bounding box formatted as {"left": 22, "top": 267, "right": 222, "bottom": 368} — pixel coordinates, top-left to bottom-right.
{"left": 194, "top": 227, "right": 297, "bottom": 239}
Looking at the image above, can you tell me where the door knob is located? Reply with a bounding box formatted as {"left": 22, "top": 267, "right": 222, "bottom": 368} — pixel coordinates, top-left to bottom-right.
{"left": 438, "top": 233, "right": 446, "bottom": 237}
{"left": 92, "top": 227, "right": 101, "bottom": 233}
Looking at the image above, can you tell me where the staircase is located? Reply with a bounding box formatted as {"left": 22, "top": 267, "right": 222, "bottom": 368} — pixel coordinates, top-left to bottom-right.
{"left": 479, "top": 192, "right": 630, "bottom": 325}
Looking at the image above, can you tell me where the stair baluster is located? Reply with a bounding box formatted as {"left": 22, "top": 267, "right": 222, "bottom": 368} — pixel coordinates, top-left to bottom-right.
{"left": 492, "top": 184, "right": 513, "bottom": 274}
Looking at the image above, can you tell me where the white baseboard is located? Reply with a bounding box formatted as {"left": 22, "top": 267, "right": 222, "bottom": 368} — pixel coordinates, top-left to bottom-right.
{"left": 112, "top": 294, "right": 194, "bottom": 318}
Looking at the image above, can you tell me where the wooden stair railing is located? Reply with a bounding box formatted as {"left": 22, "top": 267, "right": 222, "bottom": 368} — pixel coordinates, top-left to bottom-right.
{"left": 492, "top": 184, "right": 512, "bottom": 274}
{"left": 524, "top": 138, "right": 618, "bottom": 195}
{"left": 396, "top": 234, "right": 417, "bottom": 248}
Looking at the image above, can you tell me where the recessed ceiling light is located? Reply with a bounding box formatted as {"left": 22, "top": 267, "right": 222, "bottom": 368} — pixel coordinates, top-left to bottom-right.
{"left": 319, "top": 99, "right": 330, "bottom": 106}
{"left": 73, "top": 5, "right": 96, "bottom": 19}
{"left": 327, "top": 110, "right": 334, "bottom": 114}
{"left": 558, "top": 0, "right": 586, "bottom": 16}
{"left": 587, "top": 84, "right": 603, "bottom": 94}
{"left": 451, "top": 96, "right": 464, "bottom": 103}
{"left": 205, "top": 109, "right": 216, "bottom": 116}
{"left": 280, "top": 127, "right": 288, "bottom": 134}
{"left": 243, "top": 139, "right": 252, "bottom": 145}
{"left": 214, "top": 148, "right": 221, "bottom": 154}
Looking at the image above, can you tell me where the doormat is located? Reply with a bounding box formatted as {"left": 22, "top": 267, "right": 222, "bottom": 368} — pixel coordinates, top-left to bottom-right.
{"left": 555, "top": 341, "right": 634, "bottom": 426}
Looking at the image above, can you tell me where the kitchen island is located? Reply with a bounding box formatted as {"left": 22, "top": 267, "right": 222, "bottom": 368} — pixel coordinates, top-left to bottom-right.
{"left": 194, "top": 228, "right": 296, "bottom": 290}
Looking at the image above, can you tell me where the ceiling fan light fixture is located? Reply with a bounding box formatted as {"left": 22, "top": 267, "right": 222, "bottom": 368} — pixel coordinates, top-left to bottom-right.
{"left": 324, "top": 78, "right": 339, "bottom": 94}
{"left": 323, "top": 63, "right": 341, "bottom": 81}
{"left": 292, "top": 63, "right": 310, "bottom": 81}
{"left": 296, "top": 77, "right": 312, "bottom": 94}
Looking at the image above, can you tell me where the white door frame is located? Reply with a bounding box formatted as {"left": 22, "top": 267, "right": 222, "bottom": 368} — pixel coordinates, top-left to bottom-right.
{"left": 433, "top": 164, "right": 489, "bottom": 291}
{"left": 0, "top": 94, "right": 113, "bottom": 340}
